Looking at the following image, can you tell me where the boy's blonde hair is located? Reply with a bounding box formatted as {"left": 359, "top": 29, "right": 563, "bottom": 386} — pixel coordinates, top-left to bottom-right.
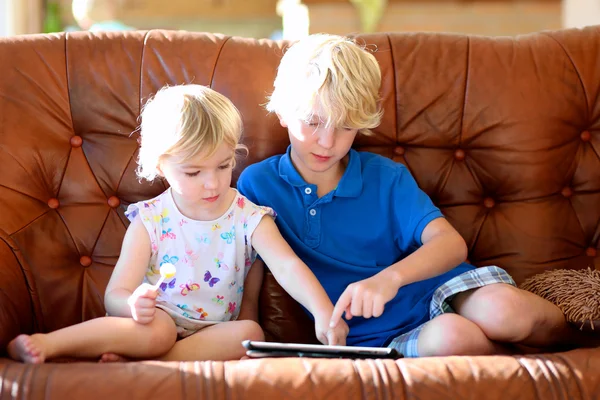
{"left": 266, "top": 34, "right": 382, "bottom": 136}
{"left": 137, "top": 84, "right": 245, "bottom": 182}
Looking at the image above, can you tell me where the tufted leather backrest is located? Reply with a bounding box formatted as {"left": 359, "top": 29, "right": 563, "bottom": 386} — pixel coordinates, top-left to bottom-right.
{"left": 0, "top": 28, "right": 598, "bottom": 342}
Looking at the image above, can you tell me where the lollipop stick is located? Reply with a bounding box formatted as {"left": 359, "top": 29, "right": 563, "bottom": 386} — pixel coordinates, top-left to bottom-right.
{"left": 153, "top": 276, "right": 165, "bottom": 290}
{"left": 152, "top": 263, "right": 176, "bottom": 291}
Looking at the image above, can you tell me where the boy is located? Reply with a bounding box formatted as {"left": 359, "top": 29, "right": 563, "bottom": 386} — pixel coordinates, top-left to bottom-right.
{"left": 237, "top": 34, "right": 594, "bottom": 357}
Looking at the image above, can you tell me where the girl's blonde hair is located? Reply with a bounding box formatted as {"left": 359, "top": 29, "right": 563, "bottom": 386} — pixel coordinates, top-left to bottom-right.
{"left": 137, "top": 84, "right": 245, "bottom": 182}
{"left": 266, "top": 34, "right": 382, "bottom": 136}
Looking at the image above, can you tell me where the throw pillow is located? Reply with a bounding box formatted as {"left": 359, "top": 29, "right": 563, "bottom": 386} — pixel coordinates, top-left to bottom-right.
{"left": 520, "top": 267, "right": 600, "bottom": 332}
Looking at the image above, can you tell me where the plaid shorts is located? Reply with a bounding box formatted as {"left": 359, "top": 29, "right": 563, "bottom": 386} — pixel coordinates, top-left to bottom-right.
{"left": 387, "top": 265, "right": 516, "bottom": 358}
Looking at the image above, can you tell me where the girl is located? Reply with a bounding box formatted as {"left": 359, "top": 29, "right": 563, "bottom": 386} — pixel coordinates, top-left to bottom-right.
{"left": 8, "top": 84, "right": 348, "bottom": 363}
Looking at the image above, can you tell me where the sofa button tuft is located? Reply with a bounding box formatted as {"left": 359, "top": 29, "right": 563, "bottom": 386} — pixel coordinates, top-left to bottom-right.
{"left": 580, "top": 131, "right": 591, "bottom": 142}
{"left": 47, "top": 198, "right": 60, "bottom": 209}
{"left": 80, "top": 256, "right": 92, "bottom": 267}
{"left": 454, "top": 149, "right": 465, "bottom": 161}
{"left": 561, "top": 187, "right": 573, "bottom": 198}
{"left": 70, "top": 136, "right": 83, "bottom": 148}
{"left": 483, "top": 198, "right": 495, "bottom": 209}
{"left": 107, "top": 196, "right": 121, "bottom": 208}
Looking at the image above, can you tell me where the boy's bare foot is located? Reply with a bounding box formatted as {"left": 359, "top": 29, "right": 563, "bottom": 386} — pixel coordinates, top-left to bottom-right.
{"left": 7, "top": 334, "right": 46, "bottom": 364}
{"left": 99, "top": 353, "right": 130, "bottom": 363}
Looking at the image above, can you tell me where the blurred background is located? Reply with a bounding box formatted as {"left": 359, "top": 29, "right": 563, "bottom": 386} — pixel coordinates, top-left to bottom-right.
{"left": 0, "top": 0, "right": 598, "bottom": 39}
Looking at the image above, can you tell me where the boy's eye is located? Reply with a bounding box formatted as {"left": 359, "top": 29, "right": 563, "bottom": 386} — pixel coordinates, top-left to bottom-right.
{"left": 185, "top": 171, "right": 200, "bottom": 177}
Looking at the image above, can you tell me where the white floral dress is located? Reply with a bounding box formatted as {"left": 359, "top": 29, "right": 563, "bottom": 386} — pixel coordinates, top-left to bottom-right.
{"left": 125, "top": 188, "right": 275, "bottom": 337}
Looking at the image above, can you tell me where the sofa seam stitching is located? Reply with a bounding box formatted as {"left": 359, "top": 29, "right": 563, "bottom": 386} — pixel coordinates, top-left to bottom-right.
{"left": 209, "top": 35, "right": 231, "bottom": 87}
{"left": 458, "top": 36, "right": 469, "bottom": 148}
{"left": 58, "top": 32, "right": 74, "bottom": 201}
{"left": 542, "top": 32, "right": 590, "bottom": 124}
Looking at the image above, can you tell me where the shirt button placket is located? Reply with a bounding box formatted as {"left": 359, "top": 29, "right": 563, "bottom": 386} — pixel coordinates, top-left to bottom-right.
{"left": 303, "top": 186, "right": 320, "bottom": 248}
{"left": 306, "top": 206, "right": 320, "bottom": 248}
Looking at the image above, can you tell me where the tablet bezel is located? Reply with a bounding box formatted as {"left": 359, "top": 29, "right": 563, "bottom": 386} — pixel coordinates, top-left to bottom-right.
{"left": 242, "top": 340, "right": 402, "bottom": 359}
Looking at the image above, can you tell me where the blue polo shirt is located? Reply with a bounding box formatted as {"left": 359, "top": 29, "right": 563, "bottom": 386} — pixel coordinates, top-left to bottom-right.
{"left": 237, "top": 146, "right": 473, "bottom": 347}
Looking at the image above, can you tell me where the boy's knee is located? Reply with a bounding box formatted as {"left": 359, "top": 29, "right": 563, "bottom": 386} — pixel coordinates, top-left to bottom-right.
{"left": 418, "top": 314, "right": 492, "bottom": 357}
{"left": 469, "top": 284, "right": 537, "bottom": 342}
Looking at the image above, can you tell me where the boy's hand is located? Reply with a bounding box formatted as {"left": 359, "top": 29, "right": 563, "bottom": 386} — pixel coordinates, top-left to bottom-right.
{"left": 127, "top": 283, "right": 158, "bottom": 324}
{"left": 315, "top": 316, "right": 349, "bottom": 346}
{"left": 330, "top": 272, "right": 398, "bottom": 327}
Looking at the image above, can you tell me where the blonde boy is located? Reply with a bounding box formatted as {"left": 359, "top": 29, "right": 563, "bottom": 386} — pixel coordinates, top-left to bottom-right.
{"left": 237, "top": 34, "right": 597, "bottom": 357}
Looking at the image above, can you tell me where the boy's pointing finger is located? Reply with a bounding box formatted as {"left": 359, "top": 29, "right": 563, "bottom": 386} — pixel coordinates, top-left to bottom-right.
{"left": 330, "top": 290, "right": 352, "bottom": 327}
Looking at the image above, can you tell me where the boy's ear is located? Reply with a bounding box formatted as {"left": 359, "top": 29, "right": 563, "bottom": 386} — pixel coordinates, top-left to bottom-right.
{"left": 276, "top": 113, "right": 288, "bottom": 128}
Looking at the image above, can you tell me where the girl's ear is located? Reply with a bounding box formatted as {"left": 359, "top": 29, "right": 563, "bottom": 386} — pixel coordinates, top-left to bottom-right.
{"left": 276, "top": 113, "right": 288, "bottom": 128}
{"left": 156, "top": 162, "right": 165, "bottom": 177}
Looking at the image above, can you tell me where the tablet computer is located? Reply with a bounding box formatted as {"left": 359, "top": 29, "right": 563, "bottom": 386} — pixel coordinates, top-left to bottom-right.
{"left": 242, "top": 340, "right": 402, "bottom": 359}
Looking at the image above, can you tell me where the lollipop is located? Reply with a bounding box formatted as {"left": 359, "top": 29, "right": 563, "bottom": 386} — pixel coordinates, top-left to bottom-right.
{"left": 153, "top": 263, "right": 177, "bottom": 290}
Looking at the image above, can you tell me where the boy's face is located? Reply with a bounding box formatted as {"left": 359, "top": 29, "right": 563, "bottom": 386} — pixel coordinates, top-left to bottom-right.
{"left": 278, "top": 111, "right": 358, "bottom": 179}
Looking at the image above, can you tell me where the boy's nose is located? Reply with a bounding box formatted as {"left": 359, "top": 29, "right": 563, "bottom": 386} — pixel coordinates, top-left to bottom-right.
{"left": 318, "top": 127, "right": 335, "bottom": 149}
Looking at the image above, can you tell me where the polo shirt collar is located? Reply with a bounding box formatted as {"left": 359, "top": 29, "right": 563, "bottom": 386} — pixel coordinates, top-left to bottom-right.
{"left": 335, "top": 148, "right": 362, "bottom": 197}
{"left": 278, "top": 146, "right": 363, "bottom": 198}
{"left": 278, "top": 146, "right": 307, "bottom": 187}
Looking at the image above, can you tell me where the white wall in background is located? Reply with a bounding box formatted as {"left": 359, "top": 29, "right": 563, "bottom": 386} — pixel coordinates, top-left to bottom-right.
{"left": 563, "top": 0, "right": 600, "bottom": 28}
{"left": 0, "top": 0, "right": 10, "bottom": 36}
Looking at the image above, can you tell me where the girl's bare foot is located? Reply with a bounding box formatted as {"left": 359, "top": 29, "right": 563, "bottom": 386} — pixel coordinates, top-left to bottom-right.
{"left": 7, "top": 334, "right": 46, "bottom": 364}
{"left": 99, "top": 353, "right": 130, "bottom": 363}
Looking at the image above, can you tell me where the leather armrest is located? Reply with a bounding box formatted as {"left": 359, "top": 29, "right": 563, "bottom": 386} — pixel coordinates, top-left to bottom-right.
{"left": 0, "top": 237, "right": 34, "bottom": 354}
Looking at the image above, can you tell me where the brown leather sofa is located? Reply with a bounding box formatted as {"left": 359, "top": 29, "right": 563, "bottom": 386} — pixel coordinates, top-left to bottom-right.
{"left": 1, "top": 26, "right": 599, "bottom": 399}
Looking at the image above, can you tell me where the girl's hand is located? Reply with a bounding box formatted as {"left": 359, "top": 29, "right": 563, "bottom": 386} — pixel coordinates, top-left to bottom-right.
{"left": 315, "top": 315, "right": 349, "bottom": 346}
{"left": 127, "top": 283, "right": 158, "bottom": 324}
{"left": 329, "top": 271, "right": 398, "bottom": 328}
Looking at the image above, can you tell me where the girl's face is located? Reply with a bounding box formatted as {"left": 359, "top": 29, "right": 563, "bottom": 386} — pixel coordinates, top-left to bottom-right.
{"left": 158, "top": 142, "right": 235, "bottom": 220}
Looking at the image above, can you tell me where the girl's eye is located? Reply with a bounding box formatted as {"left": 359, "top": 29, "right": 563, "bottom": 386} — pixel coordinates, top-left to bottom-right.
{"left": 219, "top": 164, "right": 231, "bottom": 170}
{"left": 185, "top": 171, "right": 200, "bottom": 177}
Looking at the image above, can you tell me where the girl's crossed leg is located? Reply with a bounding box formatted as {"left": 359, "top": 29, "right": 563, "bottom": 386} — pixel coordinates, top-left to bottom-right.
{"left": 9, "top": 309, "right": 264, "bottom": 364}
{"left": 99, "top": 319, "right": 264, "bottom": 362}
{"left": 155, "top": 319, "right": 264, "bottom": 361}
{"left": 8, "top": 309, "right": 178, "bottom": 363}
